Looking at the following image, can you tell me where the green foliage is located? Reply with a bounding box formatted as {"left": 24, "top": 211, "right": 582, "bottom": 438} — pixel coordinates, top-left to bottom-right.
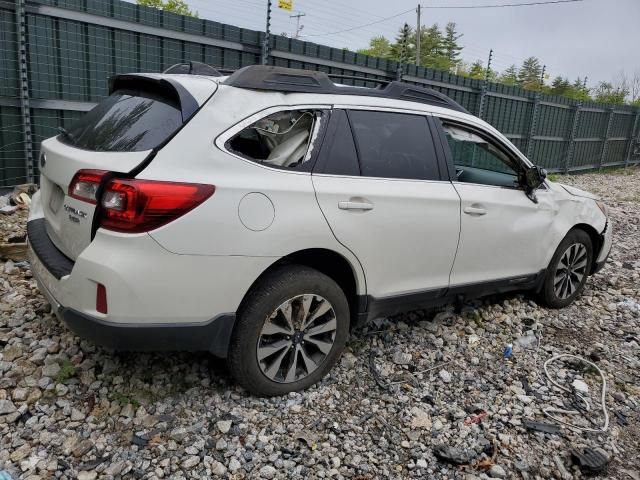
{"left": 499, "top": 65, "right": 519, "bottom": 86}
{"left": 56, "top": 360, "right": 77, "bottom": 384}
{"left": 357, "top": 21, "right": 635, "bottom": 106}
{"left": 390, "top": 23, "right": 413, "bottom": 64}
{"left": 518, "top": 56, "right": 543, "bottom": 90}
{"left": 137, "top": 0, "right": 197, "bottom": 17}
{"left": 357, "top": 36, "right": 392, "bottom": 58}
{"left": 593, "top": 81, "right": 628, "bottom": 105}
{"left": 468, "top": 60, "right": 486, "bottom": 80}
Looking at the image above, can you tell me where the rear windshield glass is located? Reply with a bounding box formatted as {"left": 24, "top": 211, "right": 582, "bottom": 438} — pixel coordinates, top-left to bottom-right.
{"left": 59, "top": 89, "right": 182, "bottom": 152}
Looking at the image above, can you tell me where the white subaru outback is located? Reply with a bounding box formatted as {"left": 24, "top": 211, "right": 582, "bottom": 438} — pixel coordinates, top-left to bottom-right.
{"left": 27, "top": 65, "right": 612, "bottom": 396}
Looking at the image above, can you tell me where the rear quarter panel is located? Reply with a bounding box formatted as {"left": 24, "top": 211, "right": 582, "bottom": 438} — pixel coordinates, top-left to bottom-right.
{"left": 137, "top": 87, "right": 367, "bottom": 293}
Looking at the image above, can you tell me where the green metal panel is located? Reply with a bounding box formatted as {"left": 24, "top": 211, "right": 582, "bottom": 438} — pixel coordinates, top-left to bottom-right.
{"left": 0, "top": 9, "right": 19, "bottom": 99}
{"left": 26, "top": 14, "right": 59, "bottom": 100}
{"left": 0, "top": 106, "right": 26, "bottom": 187}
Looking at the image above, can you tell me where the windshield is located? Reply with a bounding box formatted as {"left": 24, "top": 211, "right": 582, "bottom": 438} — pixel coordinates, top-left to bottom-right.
{"left": 59, "top": 88, "right": 183, "bottom": 152}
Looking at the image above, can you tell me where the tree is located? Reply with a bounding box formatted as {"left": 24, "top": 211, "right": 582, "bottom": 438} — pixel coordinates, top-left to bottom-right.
{"left": 593, "top": 81, "right": 628, "bottom": 105}
{"left": 549, "top": 76, "right": 571, "bottom": 96}
{"left": 468, "top": 60, "right": 485, "bottom": 80}
{"left": 518, "top": 56, "right": 543, "bottom": 90}
{"left": 137, "top": 0, "right": 197, "bottom": 17}
{"left": 442, "top": 22, "right": 463, "bottom": 68}
{"left": 357, "top": 36, "right": 392, "bottom": 58}
{"left": 630, "top": 71, "right": 640, "bottom": 103}
{"left": 499, "top": 65, "right": 519, "bottom": 86}
{"left": 390, "top": 24, "right": 414, "bottom": 64}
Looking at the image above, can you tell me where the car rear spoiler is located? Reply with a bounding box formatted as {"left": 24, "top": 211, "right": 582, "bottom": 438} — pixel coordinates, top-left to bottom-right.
{"left": 108, "top": 74, "right": 200, "bottom": 122}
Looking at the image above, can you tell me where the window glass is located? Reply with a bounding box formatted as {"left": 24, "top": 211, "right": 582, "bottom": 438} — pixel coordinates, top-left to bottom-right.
{"left": 441, "top": 121, "right": 522, "bottom": 187}
{"left": 227, "top": 110, "right": 320, "bottom": 170}
{"left": 315, "top": 110, "right": 360, "bottom": 176}
{"left": 59, "top": 89, "right": 183, "bottom": 152}
{"left": 348, "top": 110, "right": 439, "bottom": 180}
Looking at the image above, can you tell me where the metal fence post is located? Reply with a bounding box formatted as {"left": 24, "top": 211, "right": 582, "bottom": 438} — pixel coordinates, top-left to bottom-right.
{"left": 261, "top": 0, "right": 272, "bottom": 65}
{"left": 564, "top": 101, "right": 582, "bottom": 173}
{"left": 599, "top": 107, "right": 615, "bottom": 170}
{"left": 16, "top": 0, "right": 35, "bottom": 184}
{"left": 624, "top": 111, "right": 640, "bottom": 168}
{"left": 526, "top": 92, "right": 541, "bottom": 159}
{"left": 477, "top": 84, "right": 487, "bottom": 120}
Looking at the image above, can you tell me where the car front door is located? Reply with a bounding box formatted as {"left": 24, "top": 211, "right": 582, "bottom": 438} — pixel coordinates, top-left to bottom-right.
{"left": 312, "top": 108, "right": 461, "bottom": 316}
{"left": 434, "top": 116, "right": 557, "bottom": 288}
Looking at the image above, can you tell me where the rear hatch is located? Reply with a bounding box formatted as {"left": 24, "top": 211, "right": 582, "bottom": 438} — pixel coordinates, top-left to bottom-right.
{"left": 38, "top": 74, "right": 217, "bottom": 260}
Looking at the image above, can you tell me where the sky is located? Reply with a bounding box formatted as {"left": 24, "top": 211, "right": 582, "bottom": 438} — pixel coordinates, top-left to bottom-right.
{"left": 147, "top": 0, "right": 639, "bottom": 87}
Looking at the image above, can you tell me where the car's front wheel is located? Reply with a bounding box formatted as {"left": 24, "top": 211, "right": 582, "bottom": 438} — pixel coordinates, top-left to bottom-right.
{"left": 227, "top": 266, "right": 350, "bottom": 396}
{"left": 539, "top": 229, "right": 593, "bottom": 308}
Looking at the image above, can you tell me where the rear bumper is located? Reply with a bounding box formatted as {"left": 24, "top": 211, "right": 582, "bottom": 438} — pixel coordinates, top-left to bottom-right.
{"left": 60, "top": 307, "right": 235, "bottom": 356}
{"left": 27, "top": 240, "right": 236, "bottom": 356}
{"left": 28, "top": 242, "right": 235, "bottom": 357}
{"left": 26, "top": 207, "right": 278, "bottom": 356}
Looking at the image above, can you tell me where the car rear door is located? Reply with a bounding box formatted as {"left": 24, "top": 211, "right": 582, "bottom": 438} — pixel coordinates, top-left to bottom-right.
{"left": 37, "top": 75, "right": 217, "bottom": 260}
{"left": 433, "top": 116, "right": 557, "bottom": 287}
{"left": 312, "top": 108, "right": 461, "bottom": 315}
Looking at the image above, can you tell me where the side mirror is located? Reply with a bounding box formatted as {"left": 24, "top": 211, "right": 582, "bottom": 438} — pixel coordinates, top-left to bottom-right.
{"left": 525, "top": 165, "right": 546, "bottom": 190}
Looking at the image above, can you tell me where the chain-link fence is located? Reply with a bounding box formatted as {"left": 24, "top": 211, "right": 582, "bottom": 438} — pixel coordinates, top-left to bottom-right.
{"left": 1, "top": 0, "right": 639, "bottom": 187}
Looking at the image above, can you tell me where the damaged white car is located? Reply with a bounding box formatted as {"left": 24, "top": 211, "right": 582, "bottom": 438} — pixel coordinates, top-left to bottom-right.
{"left": 27, "top": 65, "right": 612, "bottom": 396}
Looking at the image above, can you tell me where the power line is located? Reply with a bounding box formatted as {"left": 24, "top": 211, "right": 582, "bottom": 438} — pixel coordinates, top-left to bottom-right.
{"left": 299, "top": 0, "right": 582, "bottom": 39}
{"left": 424, "top": 0, "right": 583, "bottom": 9}
{"left": 301, "top": 7, "right": 414, "bottom": 37}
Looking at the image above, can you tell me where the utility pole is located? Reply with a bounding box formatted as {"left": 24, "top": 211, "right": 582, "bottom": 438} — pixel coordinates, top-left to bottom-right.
{"left": 262, "top": 0, "right": 272, "bottom": 65}
{"left": 290, "top": 12, "right": 305, "bottom": 39}
{"left": 415, "top": 4, "right": 421, "bottom": 66}
{"left": 583, "top": 76, "right": 588, "bottom": 90}
{"left": 539, "top": 64, "right": 546, "bottom": 88}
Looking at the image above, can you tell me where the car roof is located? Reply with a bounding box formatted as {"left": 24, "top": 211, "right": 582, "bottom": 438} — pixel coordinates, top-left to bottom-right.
{"left": 222, "top": 65, "right": 469, "bottom": 115}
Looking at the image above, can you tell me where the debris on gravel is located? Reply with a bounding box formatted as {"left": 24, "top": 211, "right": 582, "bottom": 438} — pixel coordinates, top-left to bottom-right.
{"left": 1, "top": 168, "right": 639, "bottom": 479}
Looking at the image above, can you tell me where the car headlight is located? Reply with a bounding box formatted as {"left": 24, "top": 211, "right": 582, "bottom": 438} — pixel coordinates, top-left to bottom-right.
{"left": 595, "top": 200, "right": 608, "bottom": 218}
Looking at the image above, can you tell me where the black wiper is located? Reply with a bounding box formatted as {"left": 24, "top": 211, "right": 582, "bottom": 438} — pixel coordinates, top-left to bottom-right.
{"left": 57, "top": 126, "right": 77, "bottom": 144}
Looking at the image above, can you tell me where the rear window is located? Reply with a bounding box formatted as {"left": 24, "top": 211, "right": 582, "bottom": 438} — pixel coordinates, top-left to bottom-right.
{"left": 348, "top": 110, "right": 439, "bottom": 180}
{"left": 59, "top": 89, "right": 183, "bottom": 152}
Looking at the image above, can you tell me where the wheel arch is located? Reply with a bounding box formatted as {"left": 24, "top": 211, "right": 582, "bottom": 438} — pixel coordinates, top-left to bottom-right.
{"left": 238, "top": 248, "right": 366, "bottom": 327}
{"left": 569, "top": 223, "right": 603, "bottom": 274}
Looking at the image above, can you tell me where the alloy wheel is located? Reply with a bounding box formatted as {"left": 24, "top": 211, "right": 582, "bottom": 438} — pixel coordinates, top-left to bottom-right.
{"left": 257, "top": 294, "right": 337, "bottom": 383}
{"left": 554, "top": 243, "right": 588, "bottom": 299}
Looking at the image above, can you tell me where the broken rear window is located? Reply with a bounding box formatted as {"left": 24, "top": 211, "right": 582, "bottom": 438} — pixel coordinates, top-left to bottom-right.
{"left": 227, "top": 110, "right": 324, "bottom": 170}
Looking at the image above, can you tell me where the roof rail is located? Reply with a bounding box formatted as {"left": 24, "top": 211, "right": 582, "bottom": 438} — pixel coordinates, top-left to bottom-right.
{"left": 163, "top": 61, "right": 223, "bottom": 77}
{"left": 223, "top": 65, "right": 469, "bottom": 114}
{"left": 327, "top": 74, "right": 391, "bottom": 87}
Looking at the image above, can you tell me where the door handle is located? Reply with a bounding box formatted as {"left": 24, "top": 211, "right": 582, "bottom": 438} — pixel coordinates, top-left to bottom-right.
{"left": 338, "top": 200, "right": 374, "bottom": 211}
{"left": 463, "top": 205, "right": 487, "bottom": 216}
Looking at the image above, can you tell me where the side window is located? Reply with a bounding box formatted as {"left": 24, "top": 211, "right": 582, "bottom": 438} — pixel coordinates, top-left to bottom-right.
{"left": 348, "top": 110, "right": 439, "bottom": 180}
{"left": 440, "top": 120, "right": 523, "bottom": 188}
{"left": 314, "top": 110, "right": 360, "bottom": 176}
{"left": 227, "top": 109, "right": 324, "bottom": 170}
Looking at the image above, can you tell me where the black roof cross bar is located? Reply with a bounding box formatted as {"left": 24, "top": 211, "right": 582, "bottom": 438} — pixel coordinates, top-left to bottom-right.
{"left": 223, "top": 66, "right": 469, "bottom": 114}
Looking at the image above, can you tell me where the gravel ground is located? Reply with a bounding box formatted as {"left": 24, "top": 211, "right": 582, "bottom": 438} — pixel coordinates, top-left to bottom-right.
{"left": 1, "top": 167, "right": 639, "bottom": 480}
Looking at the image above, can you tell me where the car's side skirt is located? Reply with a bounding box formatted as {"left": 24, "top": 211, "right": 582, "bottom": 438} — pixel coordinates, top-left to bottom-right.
{"left": 356, "top": 270, "right": 546, "bottom": 324}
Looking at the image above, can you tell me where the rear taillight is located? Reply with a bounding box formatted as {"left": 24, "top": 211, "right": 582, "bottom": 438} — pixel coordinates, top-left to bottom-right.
{"left": 96, "top": 283, "right": 107, "bottom": 314}
{"left": 68, "top": 169, "right": 108, "bottom": 204}
{"left": 100, "top": 178, "right": 215, "bottom": 233}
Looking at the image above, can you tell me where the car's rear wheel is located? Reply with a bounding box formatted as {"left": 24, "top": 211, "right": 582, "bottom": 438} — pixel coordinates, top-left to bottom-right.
{"left": 539, "top": 229, "right": 593, "bottom": 308}
{"left": 227, "top": 266, "right": 349, "bottom": 396}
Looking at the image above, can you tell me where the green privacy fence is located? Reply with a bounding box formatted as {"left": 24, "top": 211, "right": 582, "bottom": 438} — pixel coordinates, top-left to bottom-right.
{"left": 1, "top": 0, "right": 639, "bottom": 186}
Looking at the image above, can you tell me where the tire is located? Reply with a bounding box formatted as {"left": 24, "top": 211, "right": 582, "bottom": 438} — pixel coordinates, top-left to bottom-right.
{"left": 227, "top": 265, "right": 350, "bottom": 396}
{"left": 539, "top": 229, "right": 593, "bottom": 308}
